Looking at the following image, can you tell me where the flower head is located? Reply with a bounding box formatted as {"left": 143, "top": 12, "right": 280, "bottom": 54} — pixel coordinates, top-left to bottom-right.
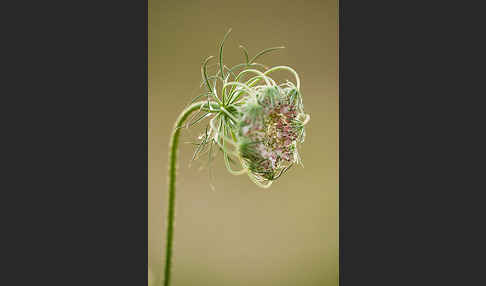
{"left": 188, "top": 29, "right": 309, "bottom": 188}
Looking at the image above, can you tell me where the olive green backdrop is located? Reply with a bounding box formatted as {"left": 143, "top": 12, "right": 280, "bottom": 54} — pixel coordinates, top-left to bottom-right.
{"left": 149, "top": 0, "right": 338, "bottom": 285}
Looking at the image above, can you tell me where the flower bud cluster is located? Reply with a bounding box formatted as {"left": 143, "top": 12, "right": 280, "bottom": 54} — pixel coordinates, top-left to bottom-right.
{"left": 237, "top": 86, "right": 306, "bottom": 181}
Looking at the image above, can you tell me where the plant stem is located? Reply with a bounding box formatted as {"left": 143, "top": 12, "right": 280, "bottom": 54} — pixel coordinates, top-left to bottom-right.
{"left": 164, "top": 101, "right": 215, "bottom": 286}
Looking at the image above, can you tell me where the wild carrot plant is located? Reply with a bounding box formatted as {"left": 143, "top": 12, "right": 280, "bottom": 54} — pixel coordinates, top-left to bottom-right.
{"left": 163, "top": 29, "right": 310, "bottom": 286}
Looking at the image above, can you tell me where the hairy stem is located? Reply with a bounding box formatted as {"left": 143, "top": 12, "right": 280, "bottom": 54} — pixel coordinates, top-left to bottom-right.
{"left": 164, "top": 101, "right": 216, "bottom": 286}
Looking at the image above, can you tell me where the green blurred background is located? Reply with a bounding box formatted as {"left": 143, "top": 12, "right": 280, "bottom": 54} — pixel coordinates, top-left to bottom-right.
{"left": 149, "top": 0, "right": 338, "bottom": 285}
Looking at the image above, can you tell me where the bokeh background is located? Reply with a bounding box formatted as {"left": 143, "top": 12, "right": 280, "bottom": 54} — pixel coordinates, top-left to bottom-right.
{"left": 149, "top": 0, "right": 338, "bottom": 285}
